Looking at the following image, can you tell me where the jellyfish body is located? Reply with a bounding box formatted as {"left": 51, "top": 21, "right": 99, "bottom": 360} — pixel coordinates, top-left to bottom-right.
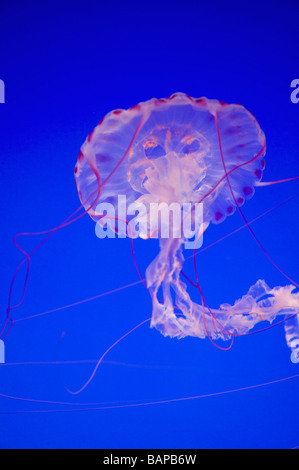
{"left": 75, "top": 93, "right": 299, "bottom": 362}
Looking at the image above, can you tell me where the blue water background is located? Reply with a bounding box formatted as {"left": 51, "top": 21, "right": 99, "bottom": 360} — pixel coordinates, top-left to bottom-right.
{"left": 0, "top": 0, "right": 298, "bottom": 449}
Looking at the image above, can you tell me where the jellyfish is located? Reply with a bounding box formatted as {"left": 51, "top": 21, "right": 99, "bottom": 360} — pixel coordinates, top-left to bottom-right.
{"left": 74, "top": 93, "right": 299, "bottom": 363}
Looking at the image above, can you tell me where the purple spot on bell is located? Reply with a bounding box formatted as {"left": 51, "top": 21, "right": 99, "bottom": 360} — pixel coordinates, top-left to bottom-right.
{"left": 243, "top": 186, "right": 253, "bottom": 196}
{"left": 255, "top": 169, "right": 263, "bottom": 180}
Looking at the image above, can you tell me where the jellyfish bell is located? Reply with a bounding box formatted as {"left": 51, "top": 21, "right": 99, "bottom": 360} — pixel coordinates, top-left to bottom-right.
{"left": 75, "top": 93, "right": 265, "bottom": 225}
{"left": 75, "top": 93, "right": 299, "bottom": 362}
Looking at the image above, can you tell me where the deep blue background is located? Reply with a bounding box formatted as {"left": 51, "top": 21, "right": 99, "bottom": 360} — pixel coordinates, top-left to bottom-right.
{"left": 0, "top": 0, "right": 298, "bottom": 449}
